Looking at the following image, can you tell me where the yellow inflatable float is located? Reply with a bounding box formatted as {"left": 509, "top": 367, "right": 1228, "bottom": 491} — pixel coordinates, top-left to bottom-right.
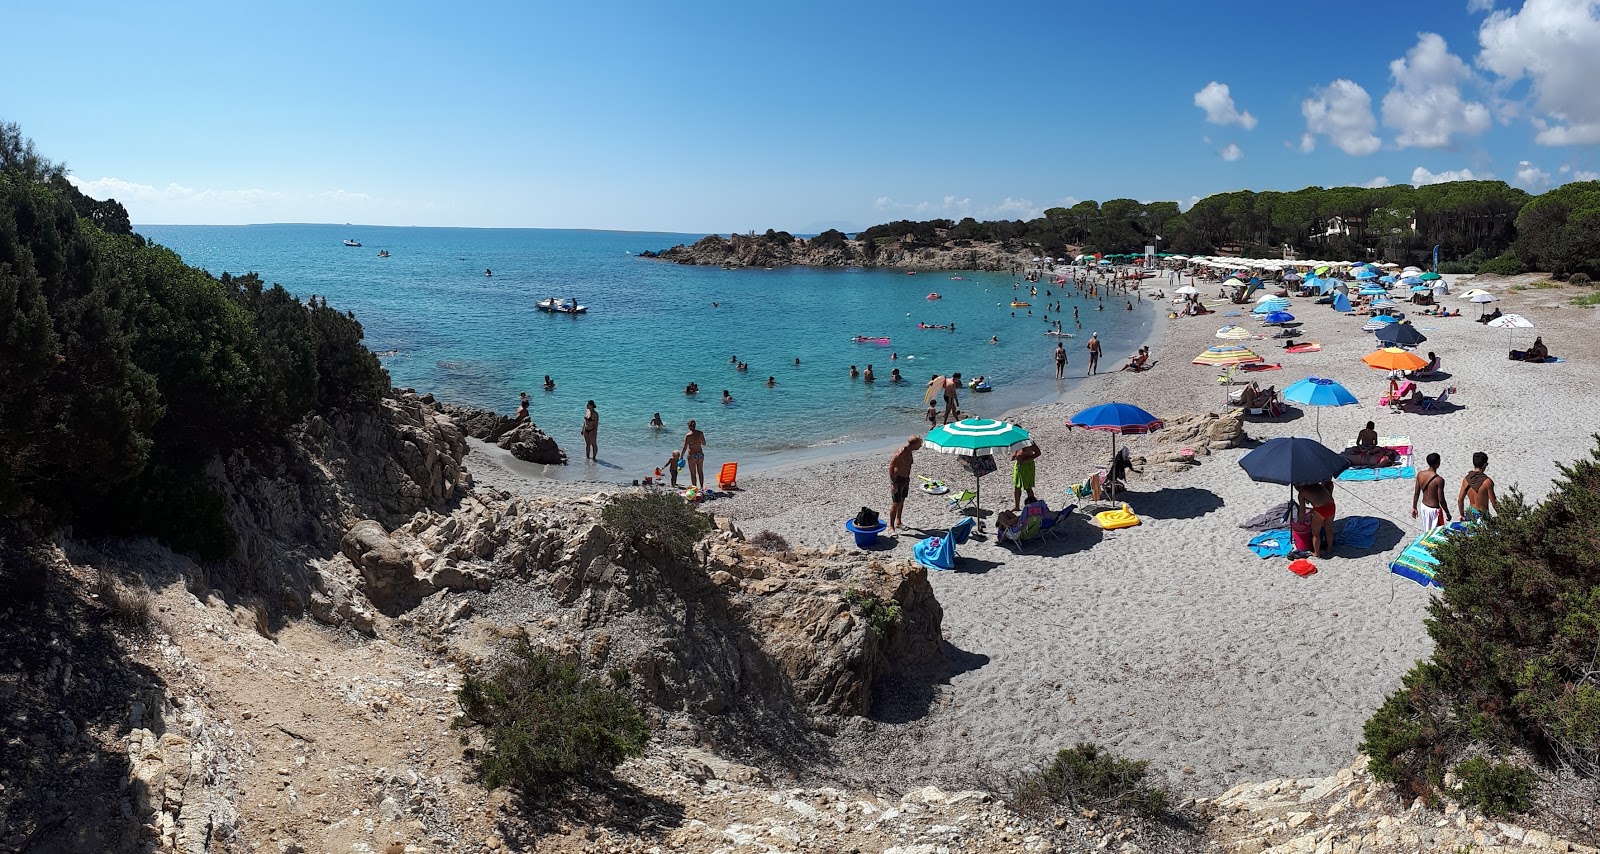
{"left": 1094, "top": 503, "right": 1141, "bottom": 530}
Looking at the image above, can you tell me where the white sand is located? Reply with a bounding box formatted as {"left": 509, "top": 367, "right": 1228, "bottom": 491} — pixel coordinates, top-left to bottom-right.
{"left": 471, "top": 272, "right": 1600, "bottom": 793}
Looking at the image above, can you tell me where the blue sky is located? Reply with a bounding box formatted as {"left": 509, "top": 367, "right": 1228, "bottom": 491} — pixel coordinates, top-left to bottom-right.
{"left": 7, "top": 0, "right": 1599, "bottom": 232}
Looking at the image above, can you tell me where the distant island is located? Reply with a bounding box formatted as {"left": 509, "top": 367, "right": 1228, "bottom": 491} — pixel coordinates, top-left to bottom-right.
{"left": 641, "top": 227, "right": 1050, "bottom": 271}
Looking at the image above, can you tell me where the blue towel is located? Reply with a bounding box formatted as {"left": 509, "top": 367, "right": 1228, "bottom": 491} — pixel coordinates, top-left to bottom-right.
{"left": 1336, "top": 465, "right": 1415, "bottom": 482}
{"left": 1335, "top": 516, "right": 1379, "bottom": 549}
{"left": 914, "top": 533, "right": 957, "bottom": 570}
{"left": 1223, "top": 310, "right": 1242, "bottom": 317}
{"left": 1249, "top": 529, "right": 1293, "bottom": 559}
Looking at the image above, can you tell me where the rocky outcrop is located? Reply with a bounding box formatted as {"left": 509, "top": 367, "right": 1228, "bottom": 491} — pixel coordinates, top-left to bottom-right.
{"left": 496, "top": 422, "right": 567, "bottom": 465}
{"left": 433, "top": 401, "right": 521, "bottom": 444}
{"left": 644, "top": 232, "right": 1047, "bottom": 271}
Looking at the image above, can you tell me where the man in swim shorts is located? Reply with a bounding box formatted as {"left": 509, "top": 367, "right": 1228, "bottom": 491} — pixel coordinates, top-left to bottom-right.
{"left": 1011, "top": 441, "right": 1041, "bottom": 510}
{"left": 1458, "top": 451, "right": 1497, "bottom": 520}
{"left": 1412, "top": 452, "right": 1451, "bottom": 530}
{"left": 887, "top": 436, "right": 922, "bottom": 532}
{"left": 942, "top": 373, "right": 961, "bottom": 424}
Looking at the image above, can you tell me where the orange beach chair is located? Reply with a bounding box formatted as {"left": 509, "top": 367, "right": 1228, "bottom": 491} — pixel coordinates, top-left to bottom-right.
{"left": 717, "top": 462, "right": 739, "bottom": 490}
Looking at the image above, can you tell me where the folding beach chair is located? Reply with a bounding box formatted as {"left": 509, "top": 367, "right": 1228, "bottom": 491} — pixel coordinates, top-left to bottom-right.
{"left": 947, "top": 489, "right": 978, "bottom": 514}
{"left": 997, "top": 503, "right": 1047, "bottom": 551}
{"left": 717, "top": 462, "right": 739, "bottom": 490}
{"left": 1041, "top": 504, "right": 1077, "bottom": 541}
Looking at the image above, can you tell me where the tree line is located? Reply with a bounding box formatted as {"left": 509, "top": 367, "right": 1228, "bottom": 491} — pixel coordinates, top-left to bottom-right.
{"left": 835, "top": 180, "right": 1600, "bottom": 279}
{"left": 1, "top": 122, "right": 388, "bottom": 557}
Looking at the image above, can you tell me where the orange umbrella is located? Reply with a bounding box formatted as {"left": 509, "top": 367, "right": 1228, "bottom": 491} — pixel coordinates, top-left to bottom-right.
{"left": 1361, "top": 347, "right": 1428, "bottom": 372}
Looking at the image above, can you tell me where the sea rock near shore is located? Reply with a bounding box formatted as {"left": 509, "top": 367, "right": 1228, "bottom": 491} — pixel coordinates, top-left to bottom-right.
{"left": 431, "top": 400, "right": 568, "bottom": 464}
{"left": 645, "top": 231, "right": 1047, "bottom": 271}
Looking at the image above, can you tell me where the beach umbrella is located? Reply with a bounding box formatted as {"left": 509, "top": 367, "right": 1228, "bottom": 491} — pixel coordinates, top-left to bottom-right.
{"left": 1239, "top": 437, "right": 1352, "bottom": 493}
{"left": 1283, "top": 377, "right": 1358, "bottom": 438}
{"left": 922, "top": 418, "right": 1033, "bottom": 532}
{"left": 1362, "top": 315, "right": 1399, "bottom": 331}
{"left": 1362, "top": 347, "right": 1429, "bottom": 372}
{"left": 1262, "top": 310, "right": 1295, "bottom": 325}
{"left": 1380, "top": 275, "right": 1398, "bottom": 284}
{"left": 1370, "top": 298, "right": 1399, "bottom": 309}
{"left": 1355, "top": 269, "right": 1379, "bottom": 280}
{"left": 1068, "top": 402, "right": 1163, "bottom": 499}
{"left": 1402, "top": 266, "right": 1423, "bottom": 275}
{"left": 1409, "top": 284, "right": 1431, "bottom": 293}
{"left": 1359, "top": 286, "right": 1387, "bottom": 296}
{"left": 1193, "top": 344, "right": 1265, "bottom": 366}
{"left": 1488, "top": 312, "right": 1534, "bottom": 347}
{"left": 1459, "top": 288, "right": 1490, "bottom": 299}
{"left": 1253, "top": 298, "right": 1291, "bottom": 313}
{"left": 1375, "top": 323, "right": 1427, "bottom": 348}
{"left": 1283, "top": 272, "right": 1303, "bottom": 282}
{"left": 1216, "top": 325, "right": 1254, "bottom": 340}
{"left": 1314, "top": 265, "right": 1331, "bottom": 276}
{"left": 1419, "top": 272, "right": 1441, "bottom": 281}
{"left": 1401, "top": 276, "right": 1423, "bottom": 286}
{"left": 1223, "top": 277, "right": 1245, "bottom": 289}
{"left": 1174, "top": 284, "right": 1200, "bottom": 295}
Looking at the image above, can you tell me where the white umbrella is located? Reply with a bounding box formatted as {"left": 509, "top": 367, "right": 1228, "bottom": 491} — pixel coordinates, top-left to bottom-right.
{"left": 1488, "top": 312, "right": 1534, "bottom": 348}
{"left": 1470, "top": 293, "right": 1497, "bottom": 303}
{"left": 1175, "top": 285, "right": 1200, "bottom": 295}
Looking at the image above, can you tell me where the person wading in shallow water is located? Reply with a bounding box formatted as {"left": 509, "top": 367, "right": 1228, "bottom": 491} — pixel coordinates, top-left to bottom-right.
{"left": 1054, "top": 342, "right": 1067, "bottom": 379}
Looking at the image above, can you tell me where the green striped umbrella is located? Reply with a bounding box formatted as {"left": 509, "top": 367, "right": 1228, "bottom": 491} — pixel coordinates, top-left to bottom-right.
{"left": 923, "top": 418, "right": 1033, "bottom": 532}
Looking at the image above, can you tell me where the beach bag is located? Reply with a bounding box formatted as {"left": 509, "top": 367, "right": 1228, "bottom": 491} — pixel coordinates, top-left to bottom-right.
{"left": 1291, "top": 519, "right": 1313, "bottom": 553}
{"left": 855, "top": 507, "right": 880, "bottom": 528}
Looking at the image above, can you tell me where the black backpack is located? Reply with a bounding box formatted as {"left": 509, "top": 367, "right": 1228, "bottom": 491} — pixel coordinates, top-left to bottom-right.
{"left": 855, "top": 507, "right": 880, "bottom": 528}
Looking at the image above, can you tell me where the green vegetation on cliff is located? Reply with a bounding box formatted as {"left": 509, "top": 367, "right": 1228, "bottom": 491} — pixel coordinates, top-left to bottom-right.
{"left": 1360, "top": 438, "right": 1600, "bottom": 815}
{"left": 1, "top": 121, "right": 388, "bottom": 557}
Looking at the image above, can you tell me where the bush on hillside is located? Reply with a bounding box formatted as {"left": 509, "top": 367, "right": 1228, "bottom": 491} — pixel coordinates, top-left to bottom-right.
{"left": 600, "top": 492, "right": 712, "bottom": 558}
{"left": 454, "top": 634, "right": 649, "bottom": 793}
{"left": 1478, "top": 254, "right": 1527, "bottom": 276}
{"left": 1570, "top": 272, "right": 1592, "bottom": 286}
{"left": 1452, "top": 757, "right": 1536, "bottom": 817}
{"left": 1361, "top": 437, "right": 1600, "bottom": 804}
{"left": 1008, "top": 743, "right": 1169, "bottom": 817}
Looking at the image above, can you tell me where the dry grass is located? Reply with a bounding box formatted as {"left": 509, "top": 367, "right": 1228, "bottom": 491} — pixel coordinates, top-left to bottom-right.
{"left": 749, "top": 530, "right": 791, "bottom": 552}
{"left": 94, "top": 566, "right": 153, "bottom": 635}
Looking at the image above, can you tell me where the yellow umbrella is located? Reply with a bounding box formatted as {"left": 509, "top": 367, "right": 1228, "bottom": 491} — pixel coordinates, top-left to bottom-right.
{"left": 1361, "top": 347, "right": 1428, "bottom": 372}
{"left": 1193, "top": 345, "right": 1265, "bottom": 366}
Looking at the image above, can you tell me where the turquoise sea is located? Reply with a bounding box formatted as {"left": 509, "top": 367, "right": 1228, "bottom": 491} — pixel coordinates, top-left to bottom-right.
{"left": 137, "top": 224, "right": 1155, "bottom": 479}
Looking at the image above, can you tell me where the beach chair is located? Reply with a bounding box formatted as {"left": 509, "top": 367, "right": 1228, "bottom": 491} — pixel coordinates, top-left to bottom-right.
{"left": 717, "top": 462, "right": 739, "bottom": 490}
{"left": 997, "top": 504, "right": 1047, "bottom": 551}
{"left": 1040, "top": 504, "right": 1077, "bottom": 541}
{"left": 1413, "top": 356, "right": 1443, "bottom": 379}
{"left": 947, "top": 489, "right": 978, "bottom": 514}
{"left": 948, "top": 516, "right": 976, "bottom": 545}
{"left": 912, "top": 530, "right": 957, "bottom": 571}
{"left": 1405, "top": 388, "right": 1452, "bottom": 413}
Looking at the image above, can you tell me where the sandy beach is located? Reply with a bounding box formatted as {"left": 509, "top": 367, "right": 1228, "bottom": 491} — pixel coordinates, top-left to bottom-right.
{"left": 469, "top": 271, "right": 1600, "bottom": 795}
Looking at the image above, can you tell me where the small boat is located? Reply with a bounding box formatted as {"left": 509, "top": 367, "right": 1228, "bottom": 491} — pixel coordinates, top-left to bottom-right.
{"left": 343, "top": 239, "right": 362, "bottom": 247}
{"left": 1010, "top": 300, "right": 1031, "bottom": 308}
{"left": 536, "top": 297, "right": 588, "bottom": 315}
{"left": 926, "top": 293, "right": 941, "bottom": 300}
{"left": 376, "top": 250, "right": 391, "bottom": 258}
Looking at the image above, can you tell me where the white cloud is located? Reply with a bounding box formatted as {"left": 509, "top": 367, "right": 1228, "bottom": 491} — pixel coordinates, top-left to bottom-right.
{"left": 1468, "top": 0, "right": 1495, "bottom": 11}
{"left": 1301, "top": 80, "right": 1382, "bottom": 155}
{"left": 874, "top": 195, "right": 973, "bottom": 217}
{"left": 1478, "top": 0, "right": 1600, "bottom": 145}
{"left": 983, "top": 197, "right": 1042, "bottom": 220}
{"left": 68, "top": 175, "right": 285, "bottom": 207}
{"left": 1410, "top": 166, "right": 1485, "bottom": 185}
{"left": 1574, "top": 169, "right": 1600, "bottom": 180}
{"left": 873, "top": 195, "right": 1043, "bottom": 220}
{"left": 1194, "top": 82, "right": 1258, "bottom": 130}
{"left": 1362, "top": 176, "right": 1393, "bottom": 188}
{"left": 1382, "top": 33, "right": 1491, "bottom": 148}
{"left": 1220, "top": 143, "right": 1243, "bottom": 161}
{"left": 1180, "top": 195, "right": 1201, "bottom": 212}
{"left": 1513, "top": 160, "right": 1553, "bottom": 189}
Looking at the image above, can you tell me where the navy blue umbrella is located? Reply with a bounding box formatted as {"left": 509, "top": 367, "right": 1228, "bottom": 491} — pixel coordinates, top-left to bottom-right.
{"left": 1238, "top": 437, "right": 1351, "bottom": 486}
{"left": 1374, "top": 323, "right": 1427, "bottom": 348}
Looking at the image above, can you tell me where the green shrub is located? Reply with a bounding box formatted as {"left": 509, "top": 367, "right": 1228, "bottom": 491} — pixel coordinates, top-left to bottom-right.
{"left": 1574, "top": 292, "right": 1600, "bottom": 307}
{"left": 1437, "top": 261, "right": 1477, "bottom": 275}
{"left": 1570, "top": 272, "right": 1592, "bottom": 286}
{"left": 600, "top": 492, "right": 712, "bottom": 557}
{"left": 1478, "top": 254, "right": 1527, "bottom": 276}
{"left": 1362, "top": 439, "right": 1600, "bottom": 802}
{"left": 845, "top": 588, "right": 902, "bottom": 634}
{"left": 454, "top": 634, "right": 649, "bottom": 793}
{"left": 1009, "top": 743, "right": 1169, "bottom": 817}
{"left": 1452, "top": 757, "right": 1535, "bottom": 817}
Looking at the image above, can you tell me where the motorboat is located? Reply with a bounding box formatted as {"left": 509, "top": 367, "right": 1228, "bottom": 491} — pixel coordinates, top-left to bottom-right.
{"left": 343, "top": 239, "right": 362, "bottom": 247}
{"left": 537, "top": 297, "right": 588, "bottom": 315}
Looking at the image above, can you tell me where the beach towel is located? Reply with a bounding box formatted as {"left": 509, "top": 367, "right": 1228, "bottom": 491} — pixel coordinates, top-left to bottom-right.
{"left": 913, "top": 533, "right": 957, "bottom": 571}
{"left": 1284, "top": 342, "right": 1321, "bottom": 353}
{"left": 1333, "top": 516, "right": 1380, "bottom": 549}
{"left": 1248, "top": 529, "right": 1294, "bottom": 559}
{"left": 1389, "top": 522, "right": 1469, "bottom": 588}
{"left": 1288, "top": 558, "right": 1318, "bottom": 577}
{"left": 1337, "top": 465, "right": 1415, "bottom": 482}
{"left": 1240, "top": 363, "right": 1282, "bottom": 372}
{"left": 1223, "top": 311, "right": 1242, "bottom": 317}
{"left": 1239, "top": 501, "right": 1295, "bottom": 531}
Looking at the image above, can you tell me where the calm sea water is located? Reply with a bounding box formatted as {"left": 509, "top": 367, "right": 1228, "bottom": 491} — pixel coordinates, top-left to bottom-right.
{"left": 137, "top": 224, "right": 1154, "bottom": 479}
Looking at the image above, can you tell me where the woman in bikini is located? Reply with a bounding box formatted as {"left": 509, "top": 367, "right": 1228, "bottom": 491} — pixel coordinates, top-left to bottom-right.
{"left": 1296, "top": 480, "right": 1336, "bottom": 558}
{"left": 681, "top": 420, "right": 707, "bottom": 490}
{"left": 581, "top": 400, "right": 599, "bottom": 461}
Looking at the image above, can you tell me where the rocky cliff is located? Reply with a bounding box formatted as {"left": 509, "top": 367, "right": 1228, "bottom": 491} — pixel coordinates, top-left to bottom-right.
{"left": 642, "top": 232, "right": 1050, "bottom": 271}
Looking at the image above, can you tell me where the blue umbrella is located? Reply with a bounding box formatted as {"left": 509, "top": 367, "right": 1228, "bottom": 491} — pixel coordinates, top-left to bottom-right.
{"left": 1068, "top": 402, "right": 1164, "bottom": 499}
{"left": 1239, "top": 437, "right": 1351, "bottom": 487}
{"left": 1380, "top": 275, "right": 1398, "bottom": 284}
{"left": 1409, "top": 284, "right": 1431, "bottom": 293}
{"left": 1375, "top": 323, "right": 1427, "bottom": 347}
{"left": 1332, "top": 293, "right": 1353, "bottom": 313}
{"left": 1359, "top": 286, "right": 1387, "bottom": 296}
{"left": 1282, "top": 377, "right": 1358, "bottom": 437}
{"left": 1253, "top": 298, "right": 1291, "bottom": 313}
{"left": 1355, "top": 269, "right": 1379, "bottom": 280}
{"left": 1400, "top": 276, "right": 1423, "bottom": 286}
{"left": 1262, "top": 310, "right": 1295, "bottom": 324}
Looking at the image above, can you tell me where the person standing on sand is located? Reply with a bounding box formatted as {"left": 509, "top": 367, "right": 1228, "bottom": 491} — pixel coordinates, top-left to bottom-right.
{"left": 1412, "top": 452, "right": 1451, "bottom": 530}
{"left": 942, "top": 373, "right": 962, "bottom": 424}
{"left": 926, "top": 400, "right": 937, "bottom": 430}
{"left": 1011, "top": 441, "right": 1042, "bottom": 510}
{"left": 681, "top": 420, "right": 707, "bottom": 489}
{"left": 1086, "top": 333, "right": 1101, "bottom": 376}
{"left": 1054, "top": 342, "right": 1067, "bottom": 379}
{"left": 581, "top": 400, "right": 599, "bottom": 461}
{"left": 1459, "top": 451, "right": 1497, "bottom": 520}
{"left": 887, "top": 436, "right": 922, "bottom": 532}
{"left": 1296, "top": 480, "right": 1336, "bottom": 558}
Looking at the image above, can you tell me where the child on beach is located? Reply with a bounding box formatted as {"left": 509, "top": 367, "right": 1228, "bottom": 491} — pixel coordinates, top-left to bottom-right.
{"left": 926, "top": 400, "right": 937, "bottom": 429}
{"left": 663, "top": 451, "right": 682, "bottom": 487}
